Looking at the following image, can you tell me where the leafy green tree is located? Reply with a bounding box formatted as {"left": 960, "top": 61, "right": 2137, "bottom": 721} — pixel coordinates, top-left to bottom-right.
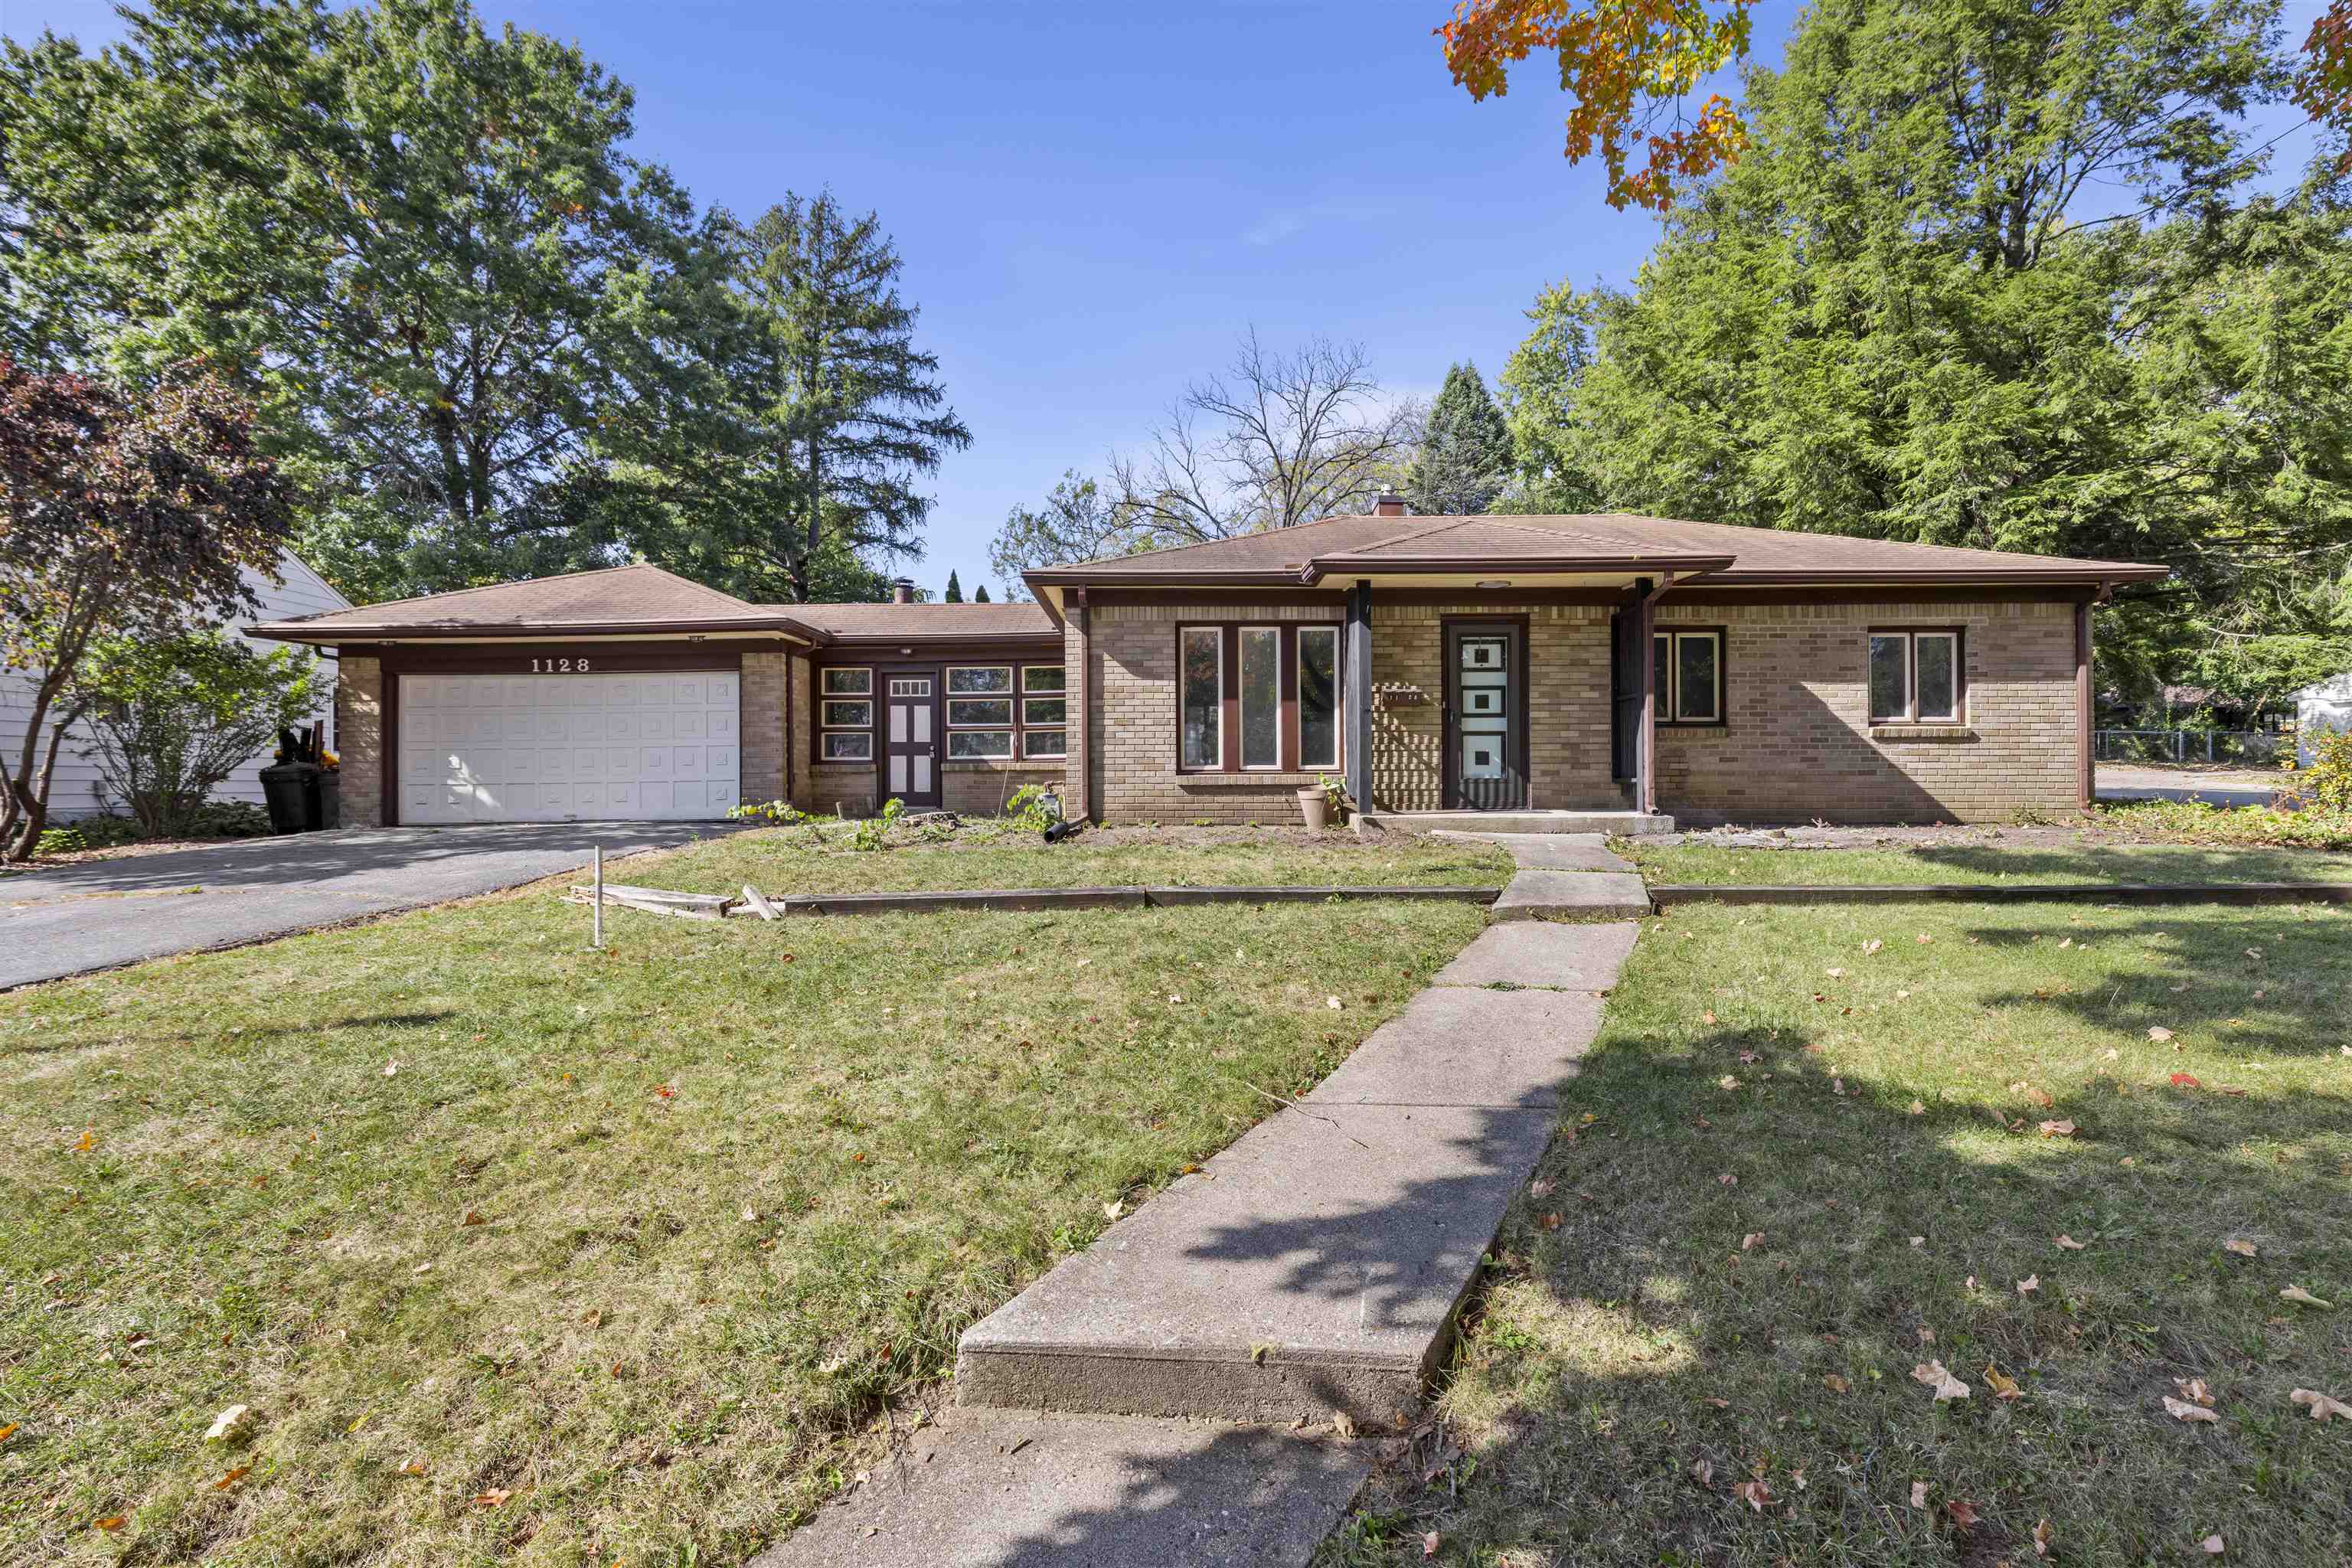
{"left": 712, "top": 192, "right": 970, "bottom": 603}
{"left": 1497, "top": 285, "right": 1605, "bottom": 512}
{"left": 988, "top": 472, "right": 1139, "bottom": 593}
{"left": 2, "top": 0, "right": 720, "bottom": 603}
{"left": 942, "top": 569, "right": 963, "bottom": 603}
{"left": 1498, "top": 0, "right": 2346, "bottom": 704}
{"left": 1404, "top": 363, "right": 1513, "bottom": 514}
{"left": 76, "top": 631, "right": 322, "bottom": 837}
{"left": 972, "top": 583, "right": 990, "bottom": 603}
{"left": 0, "top": 360, "right": 294, "bottom": 859}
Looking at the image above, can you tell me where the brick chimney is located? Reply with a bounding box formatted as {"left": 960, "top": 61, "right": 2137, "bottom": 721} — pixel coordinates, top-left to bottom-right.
{"left": 1374, "top": 492, "right": 1407, "bottom": 517}
{"left": 891, "top": 577, "right": 916, "bottom": 604}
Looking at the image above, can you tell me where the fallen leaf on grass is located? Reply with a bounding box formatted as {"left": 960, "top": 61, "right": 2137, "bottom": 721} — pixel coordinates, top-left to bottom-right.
{"left": 2039, "top": 1119, "right": 2076, "bottom": 1138}
{"left": 1742, "top": 1232, "right": 1764, "bottom": 1250}
{"left": 1718, "top": 1076, "right": 1742, "bottom": 1090}
{"left": 462, "top": 1210, "right": 484, "bottom": 1227}
{"left": 1912, "top": 1361, "right": 1969, "bottom": 1400}
{"left": 1946, "top": 1499, "right": 1979, "bottom": 1528}
{"left": 2148, "top": 1027, "right": 2175, "bottom": 1042}
{"left": 1690, "top": 1456, "right": 1714, "bottom": 1486}
{"left": 382, "top": 1060, "right": 399, "bottom": 1077}
{"left": 2169, "top": 1072, "right": 2202, "bottom": 1089}
{"left": 1824, "top": 1374, "right": 1849, "bottom": 1393}
{"left": 204, "top": 1405, "right": 255, "bottom": 1442}
{"left": 1909, "top": 1480, "right": 1929, "bottom": 1510}
{"left": 473, "top": 1488, "right": 513, "bottom": 1508}
{"left": 1528, "top": 1178, "right": 1554, "bottom": 1198}
{"left": 1735, "top": 1478, "right": 1774, "bottom": 1512}
{"left": 2175, "top": 1377, "right": 2214, "bottom": 1406}
{"left": 95, "top": 1517, "right": 124, "bottom": 1533}
{"left": 212, "top": 1466, "right": 249, "bottom": 1490}
{"left": 1422, "top": 1531, "right": 1441, "bottom": 1559}
{"left": 2164, "top": 1396, "right": 2220, "bottom": 1423}
{"left": 2054, "top": 1234, "right": 2086, "bottom": 1250}
{"left": 2222, "top": 1239, "right": 2256, "bottom": 1257}
{"left": 2034, "top": 1517, "right": 2053, "bottom": 1557}
{"left": 2288, "top": 1388, "right": 2352, "bottom": 1422}
{"left": 398, "top": 1458, "right": 429, "bottom": 1475}
{"left": 2202, "top": 1534, "right": 2225, "bottom": 1554}
{"left": 1326, "top": 996, "right": 1343, "bottom": 1011}
{"left": 2279, "top": 1285, "right": 2334, "bottom": 1308}
{"left": 1908, "top": 1099, "right": 1926, "bottom": 1116}
{"left": 73, "top": 1128, "right": 96, "bottom": 1152}
{"left": 2017, "top": 1275, "right": 2040, "bottom": 1295}
{"left": 1984, "top": 1365, "right": 2021, "bottom": 1400}
{"left": 1824, "top": 967, "right": 1846, "bottom": 978}
{"left": 1102, "top": 1200, "right": 1124, "bottom": 1221}
{"left": 0, "top": 1423, "right": 15, "bottom": 1443}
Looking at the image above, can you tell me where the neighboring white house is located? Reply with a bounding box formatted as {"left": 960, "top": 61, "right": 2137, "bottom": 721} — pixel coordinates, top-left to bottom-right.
{"left": 2297, "top": 671, "right": 2352, "bottom": 766}
{"left": 0, "top": 551, "right": 351, "bottom": 821}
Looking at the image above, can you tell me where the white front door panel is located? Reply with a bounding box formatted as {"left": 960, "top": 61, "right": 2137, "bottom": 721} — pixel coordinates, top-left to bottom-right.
{"left": 397, "top": 670, "right": 739, "bottom": 824}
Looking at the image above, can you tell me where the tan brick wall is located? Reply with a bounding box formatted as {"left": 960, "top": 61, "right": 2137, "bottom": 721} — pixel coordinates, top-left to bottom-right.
{"left": 943, "top": 761, "right": 1066, "bottom": 816}
{"left": 1064, "top": 603, "right": 1092, "bottom": 822}
{"left": 1653, "top": 599, "right": 2082, "bottom": 825}
{"left": 335, "top": 654, "right": 384, "bottom": 828}
{"left": 1080, "top": 594, "right": 2086, "bottom": 827}
{"left": 740, "top": 648, "right": 786, "bottom": 808}
{"left": 1089, "top": 601, "right": 1345, "bottom": 825}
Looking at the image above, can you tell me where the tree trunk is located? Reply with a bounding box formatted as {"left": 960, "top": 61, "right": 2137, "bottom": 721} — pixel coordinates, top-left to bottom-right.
{"left": 5, "top": 705, "right": 79, "bottom": 862}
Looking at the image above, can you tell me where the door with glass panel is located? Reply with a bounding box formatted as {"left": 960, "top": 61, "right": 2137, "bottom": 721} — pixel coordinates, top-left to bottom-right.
{"left": 1445, "top": 621, "right": 1527, "bottom": 810}
{"left": 883, "top": 674, "right": 942, "bottom": 808}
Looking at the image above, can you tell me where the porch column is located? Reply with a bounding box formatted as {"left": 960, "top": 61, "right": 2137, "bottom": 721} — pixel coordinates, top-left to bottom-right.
{"left": 1345, "top": 578, "right": 1373, "bottom": 809}
{"left": 2076, "top": 595, "right": 2096, "bottom": 812}
{"left": 1635, "top": 576, "right": 1657, "bottom": 815}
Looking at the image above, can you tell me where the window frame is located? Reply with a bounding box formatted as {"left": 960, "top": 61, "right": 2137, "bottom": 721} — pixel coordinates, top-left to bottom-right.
{"left": 1867, "top": 627, "right": 1967, "bottom": 724}
{"left": 1174, "top": 621, "right": 1347, "bottom": 774}
{"left": 946, "top": 696, "right": 1014, "bottom": 729}
{"left": 946, "top": 664, "right": 1014, "bottom": 696}
{"left": 817, "top": 665, "right": 875, "bottom": 763}
{"left": 1022, "top": 664, "right": 1067, "bottom": 694}
{"left": 1022, "top": 727, "right": 1068, "bottom": 759}
{"left": 1296, "top": 624, "right": 1341, "bottom": 771}
{"left": 1650, "top": 628, "right": 1727, "bottom": 729}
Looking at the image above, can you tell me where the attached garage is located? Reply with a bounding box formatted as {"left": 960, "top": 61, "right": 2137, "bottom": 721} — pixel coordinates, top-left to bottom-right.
{"left": 395, "top": 668, "right": 740, "bottom": 825}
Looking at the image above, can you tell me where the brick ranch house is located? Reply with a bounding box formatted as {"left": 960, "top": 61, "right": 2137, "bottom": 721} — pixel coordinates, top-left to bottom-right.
{"left": 250, "top": 498, "right": 2167, "bottom": 829}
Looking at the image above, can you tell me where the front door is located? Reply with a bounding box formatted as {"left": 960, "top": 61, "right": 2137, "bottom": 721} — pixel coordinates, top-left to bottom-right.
{"left": 1445, "top": 622, "right": 1527, "bottom": 810}
{"left": 884, "top": 674, "right": 942, "bottom": 809}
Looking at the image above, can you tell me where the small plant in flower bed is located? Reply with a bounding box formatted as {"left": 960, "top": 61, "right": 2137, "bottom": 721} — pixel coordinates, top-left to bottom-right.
{"left": 34, "top": 814, "right": 143, "bottom": 854}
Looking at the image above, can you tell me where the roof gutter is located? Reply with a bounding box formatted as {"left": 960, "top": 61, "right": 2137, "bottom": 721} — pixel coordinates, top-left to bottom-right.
{"left": 247, "top": 615, "right": 832, "bottom": 647}
{"left": 1302, "top": 552, "right": 1735, "bottom": 580}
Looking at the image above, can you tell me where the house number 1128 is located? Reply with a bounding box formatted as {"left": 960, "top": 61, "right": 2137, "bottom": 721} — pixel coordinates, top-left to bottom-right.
{"left": 531, "top": 657, "right": 590, "bottom": 672}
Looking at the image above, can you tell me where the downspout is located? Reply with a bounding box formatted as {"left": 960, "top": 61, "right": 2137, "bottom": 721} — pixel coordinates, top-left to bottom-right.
{"left": 783, "top": 644, "right": 797, "bottom": 809}
{"left": 2076, "top": 583, "right": 2109, "bottom": 814}
{"left": 1345, "top": 580, "right": 1374, "bottom": 812}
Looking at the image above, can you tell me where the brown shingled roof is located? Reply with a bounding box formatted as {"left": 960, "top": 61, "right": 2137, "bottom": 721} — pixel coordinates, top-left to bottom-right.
{"left": 249, "top": 563, "right": 811, "bottom": 642}
{"left": 1023, "top": 511, "right": 2168, "bottom": 588}
{"left": 758, "top": 602, "right": 1057, "bottom": 641}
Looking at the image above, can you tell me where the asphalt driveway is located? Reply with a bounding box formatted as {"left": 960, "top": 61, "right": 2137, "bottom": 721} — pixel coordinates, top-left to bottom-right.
{"left": 2096, "top": 763, "right": 2294, "bottom": 808}
{"left": 0, "top": 822, "right": 743, "bottom": 991}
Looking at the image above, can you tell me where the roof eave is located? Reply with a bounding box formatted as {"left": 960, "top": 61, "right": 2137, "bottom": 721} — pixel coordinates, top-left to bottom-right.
{"left": 247, "top": 616, "right": 831, "bottom": 646}
{"left": 1703, "top": 564, "right": 2171, "bottom": 587}
{"left": 1305, "top": 553, "right": 1737, "bottom": 579}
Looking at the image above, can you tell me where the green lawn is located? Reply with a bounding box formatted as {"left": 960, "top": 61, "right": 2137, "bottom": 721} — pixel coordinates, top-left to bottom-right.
{"left": 0, "top": 863, "right": 1486, "bottom": 1564}
{"left": 1622, "top": 840, "right": 2352, "bottom": 887}
{"left": 1325, "top": 898, "right": 2352, "bottom": 1566}
{"left": 643, "top": 825, "right": 1514, "bottom": 897}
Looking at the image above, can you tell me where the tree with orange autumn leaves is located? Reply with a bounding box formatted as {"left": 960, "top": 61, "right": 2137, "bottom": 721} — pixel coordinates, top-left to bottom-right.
{"left": 1441, "top": 0, "right": 2352, "bottom": 209}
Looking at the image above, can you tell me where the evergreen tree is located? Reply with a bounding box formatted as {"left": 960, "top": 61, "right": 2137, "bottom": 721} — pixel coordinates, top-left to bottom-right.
{"left": 1404, "top": 363, "right": 1514, "bottom": 515}
{"left": 942, "top": 569, "right": 963, "bottom": 602}
{"left": 973, "top": 583, "right": 991, "bottom": 602}
{"left": 1498, "top": 0, "right": 2350, "bottom": 706}
{"left": 715, "top": 192, "right": 971, "bottom": 603}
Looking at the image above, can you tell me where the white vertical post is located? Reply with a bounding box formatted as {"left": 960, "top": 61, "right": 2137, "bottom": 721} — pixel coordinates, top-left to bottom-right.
{"left": 591, "top": 844, "right": 603, "bottom": 949}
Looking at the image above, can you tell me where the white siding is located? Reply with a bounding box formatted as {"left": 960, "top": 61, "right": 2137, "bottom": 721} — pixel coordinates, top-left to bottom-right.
{"left": 2297, "top": 672, "right": 2352, "bottom": 766}
{"left": 0, "top": 552, "right": 350, "bottom": 821}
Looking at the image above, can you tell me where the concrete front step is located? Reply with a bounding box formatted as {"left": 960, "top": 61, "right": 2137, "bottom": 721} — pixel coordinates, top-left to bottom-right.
{"left": 1364, "top": 808, "right": 1674, "bottom": 835}
{"left": 1487, "top": 870, "right": 1653, "bottom": 921}
{"left": 955, "top": 927, "right": 1632, "bottom": 1426}
{"left": 748, "top": 1406, "right": 1369, "bottom": 1568}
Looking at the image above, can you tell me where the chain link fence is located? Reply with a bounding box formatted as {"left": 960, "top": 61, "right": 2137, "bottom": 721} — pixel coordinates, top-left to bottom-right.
{"left": 2095, "top": 729, "right": 2287, "bottom": 766}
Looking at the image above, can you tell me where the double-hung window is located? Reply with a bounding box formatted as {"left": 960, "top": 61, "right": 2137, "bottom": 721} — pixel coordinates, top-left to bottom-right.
{"left": 1177, "top": 622, "right": 1344, "bottom": 773}
{"left": 1868, "top": 629, "right": 1963, "bottom": 723}
{"left": 1651, "top": 630, "right": 1724, "bottom": 726}
{"left": 819, "top": 667, "right": 874, "bottom": 760}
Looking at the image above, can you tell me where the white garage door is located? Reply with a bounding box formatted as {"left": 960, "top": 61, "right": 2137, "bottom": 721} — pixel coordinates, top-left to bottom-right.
{"left": 397, "top": 670, "right": 740, "bottom": 824}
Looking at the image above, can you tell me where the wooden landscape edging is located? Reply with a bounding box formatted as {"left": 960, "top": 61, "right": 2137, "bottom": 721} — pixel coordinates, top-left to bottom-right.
{"left": 570, "top": 882, "right": 1504, "bottom": 921}
{"left": 1648, "top": 882, "right": 2352, "bottom": 907}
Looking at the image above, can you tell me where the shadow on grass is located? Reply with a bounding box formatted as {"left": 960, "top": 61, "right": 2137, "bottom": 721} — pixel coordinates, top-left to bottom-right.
{"left": 870, "top": 902, "right": 2350, "bottom": 1566}
{"left": 1900, "top": 844, "right": 2350, "bottom": 884}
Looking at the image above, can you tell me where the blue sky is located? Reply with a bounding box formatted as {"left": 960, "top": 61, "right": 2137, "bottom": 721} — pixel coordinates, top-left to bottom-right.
{"left": 10, "top": 1, "right": 2332, "bottom": 600}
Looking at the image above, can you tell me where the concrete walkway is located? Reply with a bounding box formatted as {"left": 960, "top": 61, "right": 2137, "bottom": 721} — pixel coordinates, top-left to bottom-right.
{"left": 759, "top": 901, "right": 1639, "bottom": 1566}
{"left": 1436, "top": 829, "right": 1653, "bottom": 920}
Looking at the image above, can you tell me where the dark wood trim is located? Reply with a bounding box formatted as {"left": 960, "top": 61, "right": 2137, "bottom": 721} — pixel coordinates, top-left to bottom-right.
{"left": 1370, "top": 587, "right": 1628, "bottom": 608}
{"left": 1865, "top": 625, "right": 1969, "bottom": 725}
{"left": 1651, "top": 624, "right": 1730, "bottom": 729}
{"left": 1669, "top": 584, "right": 2100, "bottom": 607}
{"left": 371, "top": 642, "right": 746, "bottom": 674}
{"left": 1086, "top": 587, "right": 1348, "bottom": 609}
{"left": 1635, "top": 583, "right": 1657, "bottom": 814}
{"left": 1174, "top": 619, "right": 1344, "bottom": 777}
{"left": 1440, "top": 615, "right": 1531, "bottom": 811}
{"left": 381, "top": 659, "right": 400, "bottom": 828}
{"left": 1345, "top": 581, "right": 1372, "bottom": 807}
{"left": 2076, "top": 602, "right": 2095, "bottom": 811}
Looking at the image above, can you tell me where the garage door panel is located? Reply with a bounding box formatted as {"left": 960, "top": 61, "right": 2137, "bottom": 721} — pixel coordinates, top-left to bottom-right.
{"left": 397, "top": 670, "right": 738, "bottom": 824}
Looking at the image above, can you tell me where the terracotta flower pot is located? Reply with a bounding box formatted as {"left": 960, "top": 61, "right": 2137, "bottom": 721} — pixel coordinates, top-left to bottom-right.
{"left": 1297, "top": 786, "right": 1328, "bottom": 832}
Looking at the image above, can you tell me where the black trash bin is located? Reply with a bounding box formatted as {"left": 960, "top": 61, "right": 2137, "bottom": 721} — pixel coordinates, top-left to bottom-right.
{"left": 260, "top": 760, "right": 322, "bottom": 835}
{"left": 317, "top": 768, "right": 341, "bottom": 830}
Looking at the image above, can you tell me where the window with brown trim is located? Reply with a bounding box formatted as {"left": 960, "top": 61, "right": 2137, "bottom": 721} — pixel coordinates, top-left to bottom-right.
{"left": 1174, "top": 622, "right": 1346, "bottom": 773}
{"left": 819, "top": 666, "right": 874, "bottom": 760}
{"left": 1651, "top": 630, "right": 1725, "bottom": 727}
{"left": 1868, "top": 629, "right": 1963, "bottom": 723}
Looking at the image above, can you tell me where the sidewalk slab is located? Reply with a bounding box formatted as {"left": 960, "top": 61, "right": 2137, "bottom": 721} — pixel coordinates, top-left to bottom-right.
{"left": 1365, "top": 809, "right": 1671, "bottom": 835}
{"left": 1431, "top": 830, "right": 1634, "bottom": 872}
{"left": 1487, "top": 870, "right": 1651, "bottom": 921}
{"left": 1304, "top": 986, "right": 1596, "bottom": 1109}
{"left": 1432, "top": 921, "right": 1639, "bottom": 990}
{"left": 749, "top": 1407, "right": 1368, "bottom": 1568}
